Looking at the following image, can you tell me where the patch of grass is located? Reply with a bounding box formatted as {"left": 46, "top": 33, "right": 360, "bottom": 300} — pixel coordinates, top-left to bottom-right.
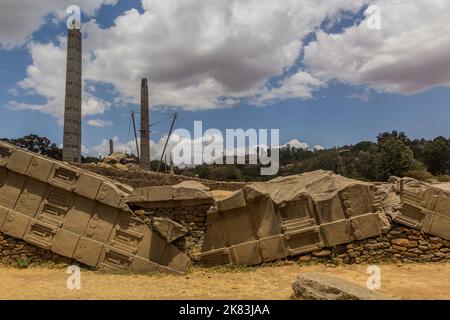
{"left": 192, "top": 264, "right": 257, "bottom": 274}
{"left": 331, "top": 246, "right": 338, "bottom": 258}
{"left": 297, "top": 259, "right": 322, "bottom": 267}
{"left": 15, "top": 257, "right": 30, "bottom": 269}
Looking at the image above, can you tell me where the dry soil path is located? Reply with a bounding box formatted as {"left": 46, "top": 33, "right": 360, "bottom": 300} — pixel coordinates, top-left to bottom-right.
{"left": 0, "top": 263, "right": 449, "bottom": 300}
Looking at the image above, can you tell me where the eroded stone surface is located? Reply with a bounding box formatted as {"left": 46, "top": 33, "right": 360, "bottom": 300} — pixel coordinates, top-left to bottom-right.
{"left": 292, "top": 272, "right": 393, "bottom": 300}
{"left": 151, "top": 217, "right": 188, "bottom": 243}
{"left": 0, "top": 141, "right": 190, "bottom": 274}
{"left": 197, "top": 170, "right": 390, "bottom": 267}
{"left": 126, "top": 184, "right": 213, "bottom": 208}
{"left": 381, "top": 177, "right": 450, "bottom": 241}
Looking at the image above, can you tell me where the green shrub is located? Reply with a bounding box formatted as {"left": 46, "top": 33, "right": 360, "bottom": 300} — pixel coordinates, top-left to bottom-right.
{"left": 404, "top": 169, "right": 435, "bottom": 181}
{"left": 15, "top": 257, "right": 30, "bottom": 269}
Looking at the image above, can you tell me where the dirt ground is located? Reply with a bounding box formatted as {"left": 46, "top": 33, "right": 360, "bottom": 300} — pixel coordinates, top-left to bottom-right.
{"left": 0, "top": 262, "right": 449, "bottom": 300}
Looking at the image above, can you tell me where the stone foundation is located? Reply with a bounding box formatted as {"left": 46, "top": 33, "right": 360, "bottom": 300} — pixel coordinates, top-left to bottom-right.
{"left": 2, "top": 222, "right": 449, "bottom": 269}
{"left": 0, "top": 232, "right": 73, "bottom": 268}
{"left": 302, "top": 224, "right": 450, "bottom": 264}
{"left": 133, "top": 204, "right": 211, "bottom": 259}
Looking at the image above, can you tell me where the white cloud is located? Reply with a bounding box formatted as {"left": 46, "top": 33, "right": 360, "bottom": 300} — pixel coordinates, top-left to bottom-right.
{"left": 0, "top": 0, "right": 118, "bottom": 48}
{"left": 252, "top": 72, "right": 325, "bottom": 105}
{"left": 9, "top": 0, "right": 368, "bottom": 123}
{"left": 89, "top": 135, "right": 178, "bottom": 161}
{"left": 7, "top": 88, "right": 19, "bottom": 96}
{"left": 81, "top": 144, "right": 89, "bottom": 154}
{"left": 304, "top": 0, "right": 450, "bottom": 94}
{"left": 8, "top": 39, "right": 110, "bottom": 122}
{"left": 283, "top": 139, "right": 309, "bottom": 150}
{"left": 347, "top": 91, "right": 370, "bottom": 102}
{"left": 313, "top": 145, "right": 325, "bottom": 151}
{"left": 10, "top": 0, "right": 450, "bottom": 130}
{"left": 81, "top": 0, "right": 365, "bottom": 109}
{"left": 282, "top": 139, "right": 325, "bottom": 151}
{"left": 87, "top": 119, "right": 113, "bottom": 127}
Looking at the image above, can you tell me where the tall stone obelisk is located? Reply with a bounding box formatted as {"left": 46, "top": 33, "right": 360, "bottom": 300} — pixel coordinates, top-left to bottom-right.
{"left": 139, "top": 78, "right": 150, "bottom": 169}
{"left": 62, "top": 26, "right": 82, "bottom": 163}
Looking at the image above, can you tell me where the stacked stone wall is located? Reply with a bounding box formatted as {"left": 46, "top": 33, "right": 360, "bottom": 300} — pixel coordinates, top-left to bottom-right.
{"left": 133, "top": 204, "right": 212, "bottom": 259}
{"left": 2, "top": 221, "right": 449, "bottom": 268}
{"left": 0, "top": 232, "right": 73, "bottom": 268}
{"left": 302, "top": 224, "right": 450, "bottom": 264}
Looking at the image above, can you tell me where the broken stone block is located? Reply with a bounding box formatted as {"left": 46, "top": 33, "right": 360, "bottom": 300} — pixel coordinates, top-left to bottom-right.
{"left": 292, "top": 273, "right": 394, "bottom": 300}
{"left": 126, "top": 185, "right": 214, "bottom": 208}
{"left": 151, "top": 217, "right": 188, "bottom": 243}
{"left": 198, "top": 170, "right": 390, "bottom": 267}
{"left": 387, "top": 178, "right": 450, "bottom": 241}
{"left": 0, "top": 140, "right": 190, "bottom": 274}
{"left": 172, "top": 180, "right": 210, "bottom": 191}
{"left": 103, "top": 152, "right": 136, "bottom": 165}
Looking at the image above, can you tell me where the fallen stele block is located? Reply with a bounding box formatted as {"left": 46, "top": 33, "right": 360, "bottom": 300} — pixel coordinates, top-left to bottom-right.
{"left": 197, "top": 170, "right": 391, "bottom": 266}
{"left": 385, "top": 177, "right": 450, "bottom": 241}
{"left": 292, "top": 273, "right": 393, "bottom": 300}
{"left": 0, "top": 141, "right": 190, "bottom": 274}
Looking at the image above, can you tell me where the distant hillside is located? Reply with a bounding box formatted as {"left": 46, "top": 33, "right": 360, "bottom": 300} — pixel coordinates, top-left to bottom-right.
{"left": 178, "top": 131, "right": 450, "bottom": 183}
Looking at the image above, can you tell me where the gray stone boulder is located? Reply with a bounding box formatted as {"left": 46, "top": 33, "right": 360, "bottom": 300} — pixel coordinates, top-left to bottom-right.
{"left": 292, "top": 273, "right": 393, "bottom": 300}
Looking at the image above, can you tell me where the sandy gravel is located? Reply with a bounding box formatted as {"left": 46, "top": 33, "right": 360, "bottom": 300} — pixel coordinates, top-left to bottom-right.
{"left": 0, "top": 263, "right": 449, "bottom": 300}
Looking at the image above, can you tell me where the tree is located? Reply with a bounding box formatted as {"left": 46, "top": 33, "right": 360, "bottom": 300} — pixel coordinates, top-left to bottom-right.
{"left": 378, "top": 137, "right": 414, "bottom": 180}
{"left": 2, "top": 134, "right": 62, "bottom": 160}
{"left": 81, "top": 156, "right": 101, "bottom": 164}
{"left": 377, "top": 130, "right": 409, "bottom": 144}
{"left": 194, "top": 164, "right": 211, "bottom": 179}
{"left": 303, "top": 150, "right": 345, "bottom": 174}
{"left": 353, "top": 141, "right": 376, "bottom": 153}
{"left": 423, "top": 137, "right": 450, "bottom": 175}
{"left": 149, "top": 160, "right": 162, "bottom": 171}
{"left": 209, "top": 166, "right": 241, "bottom": 181}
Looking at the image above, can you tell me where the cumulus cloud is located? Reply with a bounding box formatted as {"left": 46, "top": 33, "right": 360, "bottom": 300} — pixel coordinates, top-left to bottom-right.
{"left": 9, "top": 0, "right": 368, "bottom": 122}
{"left": 252, "top": 72, "right": 325, "bottom": 105}
{"left": 87, "top": 119, "right": 113, "bottom": 127}
{"left": 89, "top": 134, "right": 180, "bottom": 161}
{"left": 303, "top": 0, "right": 450, "bottom": 94}
{"left": 313, "top": 145, "right": 325, "bottom": 151}
{"left": 283, "top": 139, "right": 309, "bottom": 150}
{"left": 8, "top": 39, "right": 110, "bottom": 122}
{"left": 10, "top": 0, "right": 450, "bottom": 128}
{"left": 0, "top": 0, "right": 117, "bottom": 48}
{"left": 81, "top": 0, "right": 364, "bottom": 109}
{"left": 282, "top": 139, "right": 325, "bottom": 151}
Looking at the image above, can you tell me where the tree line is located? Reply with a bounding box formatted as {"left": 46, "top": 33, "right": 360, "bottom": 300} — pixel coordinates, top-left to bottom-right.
{"left": 2, "top": 131, "right": 450, "bottom": 183}
{"left": 181, "top": 131, "right": 450, "bottom": 182}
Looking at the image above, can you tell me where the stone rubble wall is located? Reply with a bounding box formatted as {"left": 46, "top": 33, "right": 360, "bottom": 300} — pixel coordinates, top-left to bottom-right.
{"left": 303, "top": 224, "right": 450, "bottom": 264}
{"left": 133, "top": 204, "right": 211, "bottom": 259}
{"left": 2, "top": 162, "right": 450, "bottom": 270}
{"left": 0, "top": 232, "right": 74, "bottom": 268}
{"left": 2, "top": 223, "right": 449, "bottom": 268}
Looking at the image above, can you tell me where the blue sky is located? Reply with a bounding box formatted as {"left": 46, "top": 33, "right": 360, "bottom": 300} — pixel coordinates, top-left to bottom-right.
{"left": 0, "top": 0, "right": 449, "bottom": 157}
